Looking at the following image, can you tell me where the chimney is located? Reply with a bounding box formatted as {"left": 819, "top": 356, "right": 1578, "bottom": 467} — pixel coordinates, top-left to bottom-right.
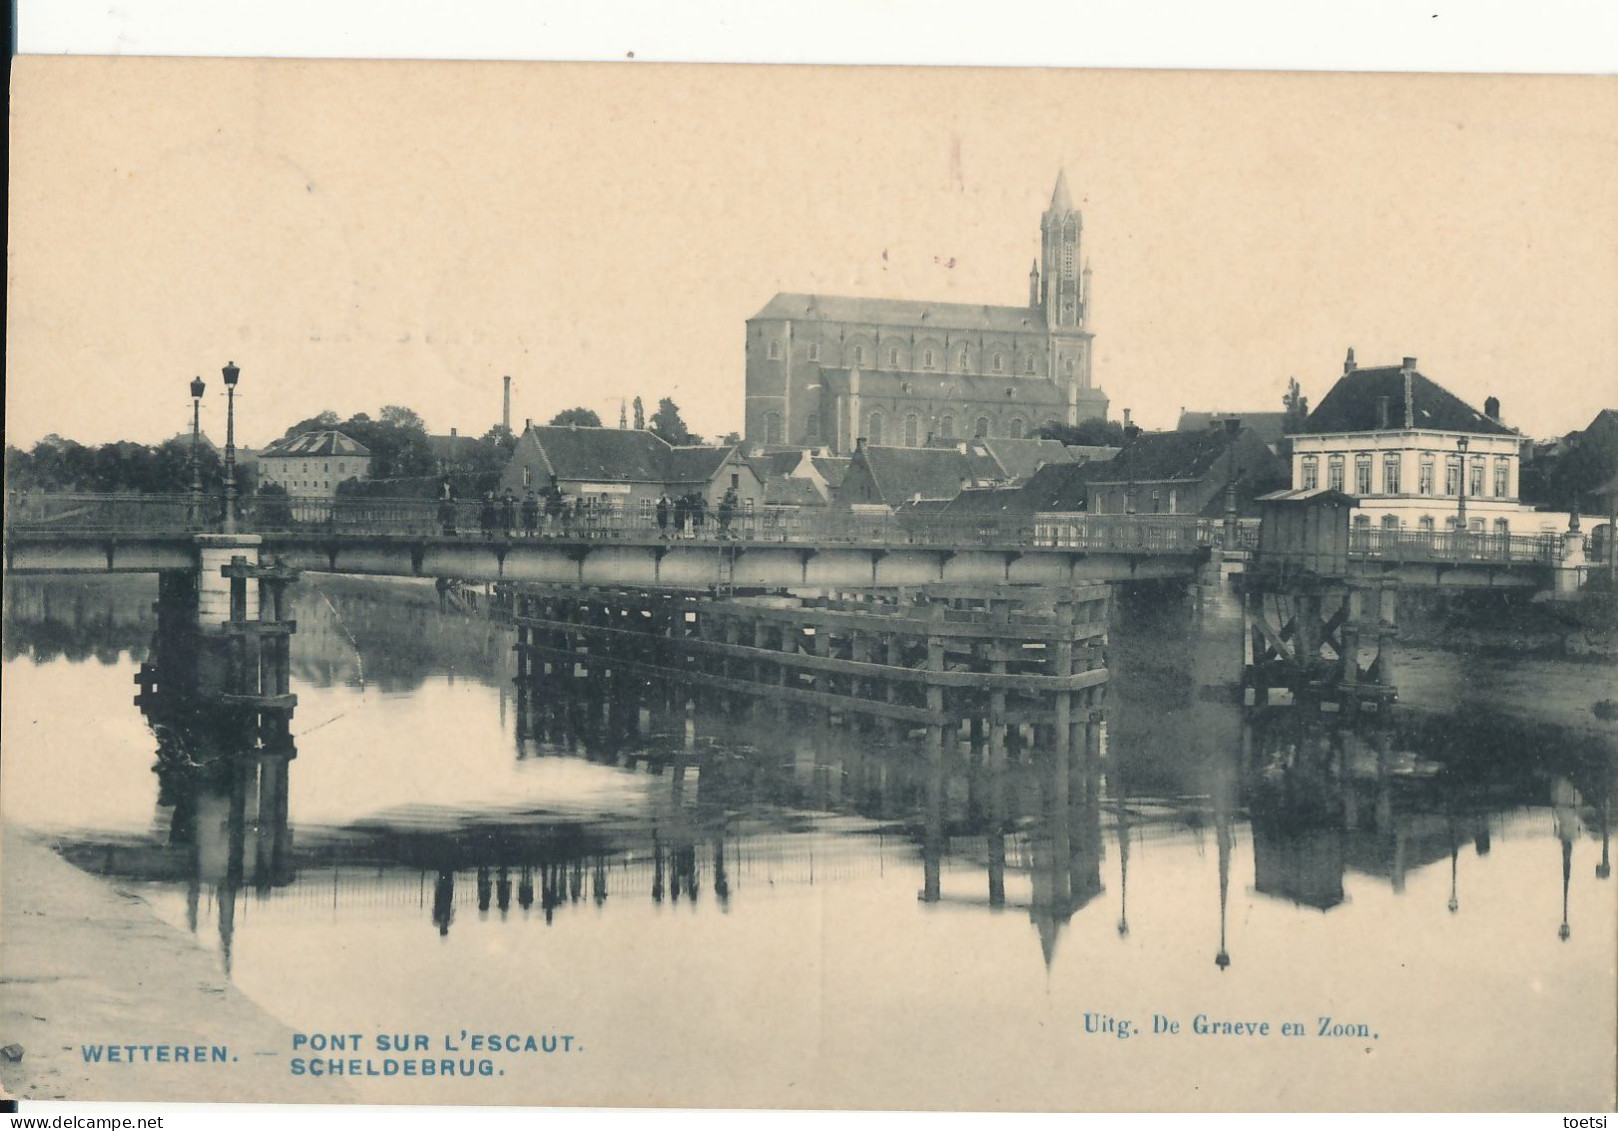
{"left": 1376, "top": 396, "right": 1390, "bottom": 430}
{"left": 1485, "top": 395, "right": 1501, "bottom": 422}
{"left": 1123, "top": 408, "right": 1133, "bottom": 430}
{"left": 502, "top": 376, "right": 512, "bottom": 433}
{"left": 1343, "top": 347, "right": 1357, "bottom": 375}
{"left": 450, "top": 426, "right": 457, "bottom": 438}
{"left": 1225, "top": 417, "right": 1241, "bottom": 436}
{"left": 524, "top": 418, "right": 532, "bottom": 432}
{"left": 1401, "top": 356, "right": 1418, "bottom": 373}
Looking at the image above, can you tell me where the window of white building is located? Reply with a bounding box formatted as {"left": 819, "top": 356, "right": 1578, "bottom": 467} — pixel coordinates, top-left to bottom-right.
{"left": 1493, "top": 458, "right": 1509, "bottom": 497}
{"left": 1418, "top": 456, "right": 1434, "bottom": 495}
{"left": 1382, "top": 453, "right": 1401, "bottom": 495}
{"left": 1327, "top": 455, "right": 1345, "bottom": 492}
{"left": 1354, "top": 454, "right": 1373, "bottom": 495}
{"left": 1300, "top": 456, "right": 1319, "bottom": 490}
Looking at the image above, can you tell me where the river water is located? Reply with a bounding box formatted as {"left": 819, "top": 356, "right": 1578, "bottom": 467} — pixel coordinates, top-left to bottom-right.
{"left": 2, "top": 573, "right": 1613, "bottom": 1111}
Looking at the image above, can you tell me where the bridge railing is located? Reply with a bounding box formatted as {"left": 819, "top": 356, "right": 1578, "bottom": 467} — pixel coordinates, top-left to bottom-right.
{"left": 6, "top": 491, "right": 1230, "bottom": 555}
{"left": 4, "top": 492, "right": 204, "bottom": 533}
{"left": 1346, "top": 528, "right": 1562, "bottom": 565}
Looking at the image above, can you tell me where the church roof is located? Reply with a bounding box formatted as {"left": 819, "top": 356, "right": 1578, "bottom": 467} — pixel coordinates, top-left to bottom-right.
{"left": 750, "top": 293, "right": 1049, "bottom": 335}
{"left": 1302, "top": 364, "right": 1515, "bottom": 436}
{"left": 820, "top": 366, "right": 1067, "bottom": 406}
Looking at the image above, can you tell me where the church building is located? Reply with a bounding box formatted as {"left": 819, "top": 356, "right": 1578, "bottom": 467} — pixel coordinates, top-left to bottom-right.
{"left": 744, "top": 172, "right": 1109, "bottom": 454}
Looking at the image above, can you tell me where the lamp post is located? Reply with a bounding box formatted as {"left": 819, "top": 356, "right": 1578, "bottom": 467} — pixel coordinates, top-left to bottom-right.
{"left": 222, "top": 361, "right": 240, "bottom": 534}
{"left": 189, "top": 375, "right": 206, "bottom": 526}
{"left": 1455, "top": 436, "right": 1469, "bottom": 542}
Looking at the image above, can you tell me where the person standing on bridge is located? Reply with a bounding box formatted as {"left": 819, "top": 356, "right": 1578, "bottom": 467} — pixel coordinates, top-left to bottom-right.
{"left": 717, "top": 487, "right": 737, "bottom": 540}
{"left": 521, "top": 490, "right": 540, "bottom": 538}
{"left": 501, "top": 487, "right": 518, "bottom": 535}
{"left": 656, "top": 493, "right": 672, "bottom": 539}
{"left": 479, "top": 492, "right": 498, "bottom": 539}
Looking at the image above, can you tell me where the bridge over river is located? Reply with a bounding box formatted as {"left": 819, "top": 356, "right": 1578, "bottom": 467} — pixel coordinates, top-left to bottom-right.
{"left": 1, "top": 492, "right": 1590, "bottom": 593}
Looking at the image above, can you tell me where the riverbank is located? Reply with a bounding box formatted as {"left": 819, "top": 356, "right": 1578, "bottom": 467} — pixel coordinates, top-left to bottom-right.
{"left": 0, "top": 824, "right": 352, "bottom": 1105}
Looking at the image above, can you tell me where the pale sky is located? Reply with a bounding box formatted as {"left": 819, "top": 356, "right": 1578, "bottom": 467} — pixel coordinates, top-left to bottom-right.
{"left": 8, "top": 60, "right": 1616, "bottom": 449}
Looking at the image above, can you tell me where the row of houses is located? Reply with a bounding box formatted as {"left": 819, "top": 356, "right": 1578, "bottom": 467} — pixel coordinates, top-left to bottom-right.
{"left": 256, "top": 350, "right": 1614, "bottom": 536}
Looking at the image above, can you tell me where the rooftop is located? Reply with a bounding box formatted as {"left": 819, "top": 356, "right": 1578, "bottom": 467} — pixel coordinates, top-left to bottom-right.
{"left": 752, "top": 293, "right": 1049, "bottom": 335}
{"left": 1303, "top": 361, "right": 1514, "bottom": 437}
{"left": 261, "top": 430, "right": 372, "bottom": 458}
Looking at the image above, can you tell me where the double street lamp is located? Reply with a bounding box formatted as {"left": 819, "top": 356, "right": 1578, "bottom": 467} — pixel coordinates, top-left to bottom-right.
{"left": 186, "top": 361, "right": 243, "bottom": 533}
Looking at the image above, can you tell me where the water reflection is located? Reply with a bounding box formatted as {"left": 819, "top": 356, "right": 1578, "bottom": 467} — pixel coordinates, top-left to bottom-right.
{"left": 3, "top": 574, "right": 1614, "bottom": 971}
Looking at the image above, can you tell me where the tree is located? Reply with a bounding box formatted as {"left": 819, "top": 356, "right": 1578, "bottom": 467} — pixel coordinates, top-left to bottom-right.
{"left": 280, "top": 410, "right": 341, "bottom": 439}
{"left": 650, "top": 398, "right": 702, "bottom": 446}
{"left": 380, "top": 405, "right": 428, "bottom": 433}
{"left": 1282, "top": 378, "right": 1310, "bottom": 433}
{"left": 549, "top": 407, "right": 603, "bottom": 428}
{"left": 1039, "top": 418, "right": 1126, "bottom": 447}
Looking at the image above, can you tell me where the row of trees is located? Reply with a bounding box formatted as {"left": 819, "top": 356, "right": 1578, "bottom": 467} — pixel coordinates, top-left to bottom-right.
{"left": 547, "top": 397, "right": 701, "bottom": 446}
{"left": 5, "top": 435, "right": 253, "bottom": 496}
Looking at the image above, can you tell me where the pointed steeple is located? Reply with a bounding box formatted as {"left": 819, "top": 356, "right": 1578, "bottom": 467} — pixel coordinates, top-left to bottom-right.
{"left": 1029, "top": 258, "right": 1041, "bottom": 308}
{"left": 1050, "top": 168, "right": 1074, "bottom": 212}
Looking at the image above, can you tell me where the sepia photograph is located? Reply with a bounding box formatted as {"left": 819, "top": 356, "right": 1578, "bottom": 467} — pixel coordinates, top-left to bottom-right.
{"left": 3, "top": 52, "right": 1616, "bottom": 1115}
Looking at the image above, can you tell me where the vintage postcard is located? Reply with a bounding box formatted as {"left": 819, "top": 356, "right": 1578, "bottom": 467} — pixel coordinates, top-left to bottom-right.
{"left": 3, "top": 58, "right": 1615, "bottom": 1113}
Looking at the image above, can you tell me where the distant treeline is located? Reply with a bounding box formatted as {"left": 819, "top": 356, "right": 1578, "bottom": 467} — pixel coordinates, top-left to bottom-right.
{"left": 4, "top": 435, "right": 253, "bottom": 496}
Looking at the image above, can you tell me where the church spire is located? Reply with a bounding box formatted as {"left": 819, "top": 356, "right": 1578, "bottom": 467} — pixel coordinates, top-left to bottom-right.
{"left": 1029, "top": 258, "right": 1041, "bottom": 308}
{"left": 1050, "top": 168, "right": 1073, "bottom": 212}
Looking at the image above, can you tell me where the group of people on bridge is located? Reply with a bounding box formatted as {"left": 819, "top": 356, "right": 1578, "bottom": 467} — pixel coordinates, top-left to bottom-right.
{"left": 436, "top": 478, "right": 744, "bottom": 541}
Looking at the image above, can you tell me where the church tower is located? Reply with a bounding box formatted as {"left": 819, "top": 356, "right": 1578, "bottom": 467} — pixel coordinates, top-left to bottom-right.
{"left": 1039, "top": 170, "right": 1099, "bottom": 424}
{"left": 1040, "top": 169, "right": 1084, "bottom": 329}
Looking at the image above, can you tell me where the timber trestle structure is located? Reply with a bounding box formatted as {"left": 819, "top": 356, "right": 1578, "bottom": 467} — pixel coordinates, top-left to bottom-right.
{"left": 501, "top": 584, "right": 1110, "bottom": 757}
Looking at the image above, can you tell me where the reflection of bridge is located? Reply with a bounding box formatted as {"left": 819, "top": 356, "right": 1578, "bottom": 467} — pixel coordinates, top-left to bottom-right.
{"left": 5, "top": 491, "right": 1584, "bottom": 591}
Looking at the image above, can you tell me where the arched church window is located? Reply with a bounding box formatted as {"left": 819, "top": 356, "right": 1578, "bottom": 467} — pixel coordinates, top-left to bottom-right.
{"left": 767, "top": 341, "right": 780, "bottom": 360}
{"left": 958, "top": 349, "right": 970, "bottom": 371}
{"left": 904, "top": 414, "right": 920, "bottom": 447}
{"left": 852, "top": 345, "right": 864, "bottom": 365}
{"left": 804, "top": 412, "right": 821, "bottom": 444}
{"left": 763, "top": 412, "right": 783, "bottom": 445}
{"left": 1065, "top": 358, "right": 1076, "bottom": 376}
{"left": 975, "top": 416, "right": 990, "bottom": 439}
{"left": 992, "top": 353, "right": 1004, "bottom": 373}
{"left": 806, "top": 343, "right": 819, "bottom": 361}
{"left": 868, "top": 412, "right": 885, "bottom": 446}
{"left": 1008, "top": 419, "right": 1025, "bottom": 440}
{"left": 939, "top": 415, "right": 956, "bottom": 440}
{"left": 922, "top": 349, "right": 934, "bottom": 369}
{"left": 1024, "top": 355, "right": 1036, "bottom": 374}
{"left": 888, "top": 347, "right": 899, "bottom": 367}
